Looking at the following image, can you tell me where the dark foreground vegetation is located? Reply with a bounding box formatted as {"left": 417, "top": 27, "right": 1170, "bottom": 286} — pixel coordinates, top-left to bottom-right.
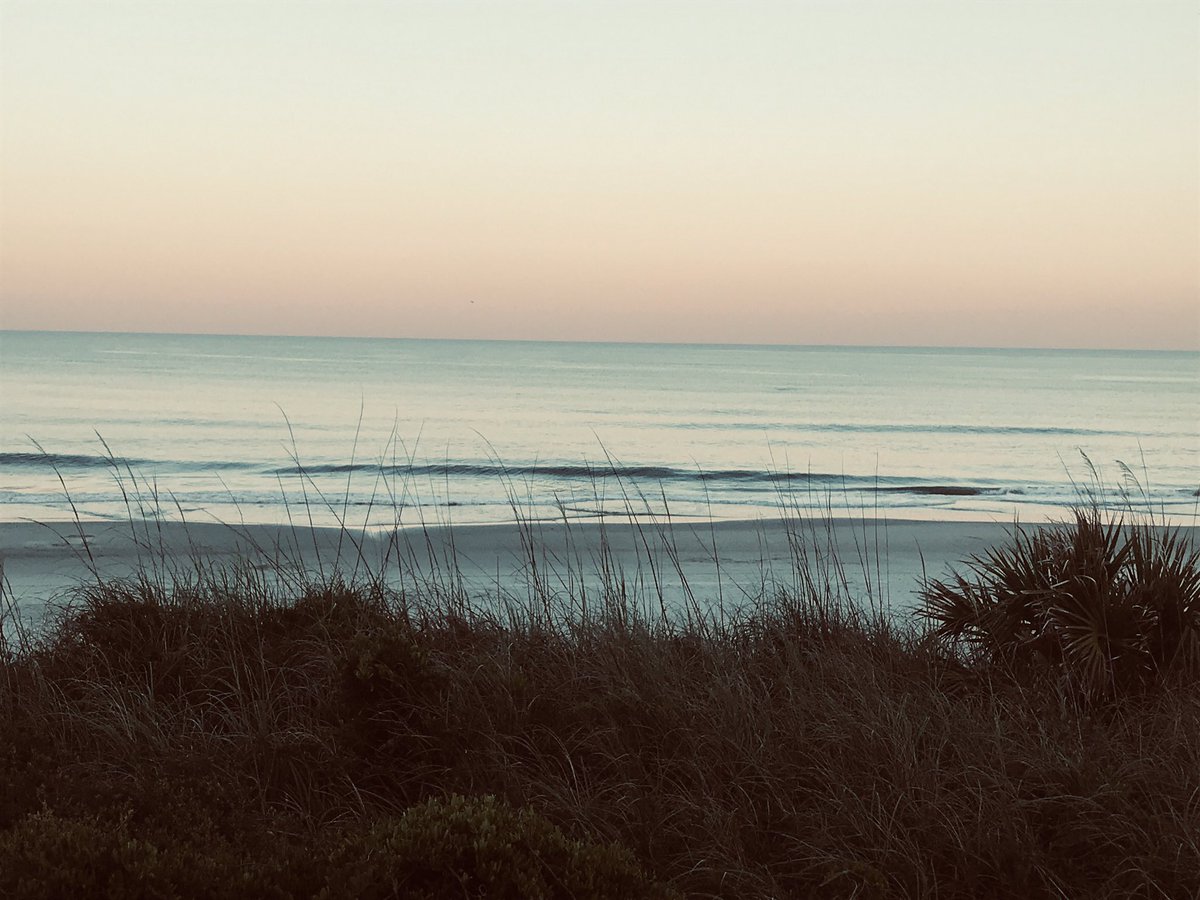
{"left": 2, "top": 511, "right": 1198, "bottom": 899}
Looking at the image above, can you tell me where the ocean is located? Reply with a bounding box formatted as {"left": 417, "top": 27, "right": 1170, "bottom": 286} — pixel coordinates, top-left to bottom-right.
{"left": 1, "top": 331, "right": 1196, "bottom": 528}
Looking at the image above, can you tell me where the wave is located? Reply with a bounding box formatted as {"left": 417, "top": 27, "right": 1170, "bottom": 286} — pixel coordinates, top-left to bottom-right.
{"left": 0, "top": 452, "right": 251, "bottom": 472}
{"left": 8, "top": 454, "right": 1191, "bottom": 505}
{"left": 272, "top": 461, "right": 1016, "bottom": 497}
{"left": 662, "top": 421, "right": 1167, "bottom": 438}
{"left": 0, "top": 452, "right": 150, "bottom": 469}
{"left": 0, "top": 454, "right": 1013, "bottom": 496}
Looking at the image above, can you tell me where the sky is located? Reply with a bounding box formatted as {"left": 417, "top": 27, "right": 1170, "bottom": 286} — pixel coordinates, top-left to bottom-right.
{"left": 1, "top": 1, "right": 1197, "bottom": 349}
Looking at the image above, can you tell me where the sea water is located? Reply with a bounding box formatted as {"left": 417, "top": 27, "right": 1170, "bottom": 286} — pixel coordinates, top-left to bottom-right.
{"left": 1, "top": 331, "right": 1196, "bottom": 527}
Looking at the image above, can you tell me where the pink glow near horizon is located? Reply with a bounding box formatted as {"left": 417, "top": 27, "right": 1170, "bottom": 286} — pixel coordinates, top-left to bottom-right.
{"left": 1, "top": 2, "right": 1197, "bottom": 349}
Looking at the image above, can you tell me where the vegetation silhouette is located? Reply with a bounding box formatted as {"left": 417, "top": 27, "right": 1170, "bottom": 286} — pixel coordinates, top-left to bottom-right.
{"left": 1, "top": 453, "right": 1197, "bottom": 898}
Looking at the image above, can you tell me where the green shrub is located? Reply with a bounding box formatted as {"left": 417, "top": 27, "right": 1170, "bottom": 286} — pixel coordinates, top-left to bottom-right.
{"left": 340, "top": 624, "right": 436, "bottom": 702}
{"left": 0, "top": 799, "right": 671, "bottom": 900}
{"left": 0, "top": 809, "right": 319, "bottom": 900}
{"left": 321, "top": 794, "right": 677, "bottom": 900}
{"left": 0, "top": 810, "right": 173, "bottom": 900}
{"left": 919, "top": 510, "right": 1200, "bottom": 698}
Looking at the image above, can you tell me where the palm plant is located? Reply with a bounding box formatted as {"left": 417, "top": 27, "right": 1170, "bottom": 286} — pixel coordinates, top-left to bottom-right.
{"left": 919, "top": 509, "right": 1200, "bottom": 699}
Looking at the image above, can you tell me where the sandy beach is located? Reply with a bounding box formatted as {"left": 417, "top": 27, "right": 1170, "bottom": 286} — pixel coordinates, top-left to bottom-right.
{"left": 2, "top": 514, "right": 1048, "bottom": 620}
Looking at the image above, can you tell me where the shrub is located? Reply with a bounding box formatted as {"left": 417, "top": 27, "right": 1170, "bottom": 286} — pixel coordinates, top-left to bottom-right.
{"left": 919, "top": 509, "right": 1200, "bottom": 698}
{"left": 0, "top": 799, "right": 673, "bottom": 900}
{"left": 321, "top": 794, "right": 677, "bottom": 900}
{"left": 0, "top": 810, "right": 170, "bottom": 900}
{"left": 0, "top": 808, "right": 325, "bottom": 900}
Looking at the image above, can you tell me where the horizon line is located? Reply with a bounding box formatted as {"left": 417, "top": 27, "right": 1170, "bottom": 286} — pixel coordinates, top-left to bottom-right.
{"left": 1, "top": 326, "right": 1196, "bottom": 355}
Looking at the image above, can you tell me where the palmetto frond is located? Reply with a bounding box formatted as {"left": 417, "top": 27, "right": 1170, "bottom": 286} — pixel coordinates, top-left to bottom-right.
{"left": 1127, "top": 523, "right": 1200, "bottom": 677}
{"left": 1044, "top": 580, "right": 1145, "bottom": 697}
{"left": 917, "top": 573, "right": 985, "bottom": 642}
{"left": 918, "top": 510, "right": 1200, "bottom": 701}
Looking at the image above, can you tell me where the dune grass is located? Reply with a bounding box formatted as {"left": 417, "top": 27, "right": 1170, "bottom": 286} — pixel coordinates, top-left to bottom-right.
{"left": 1, "top": 496, "right": 1199, "bottom": 898}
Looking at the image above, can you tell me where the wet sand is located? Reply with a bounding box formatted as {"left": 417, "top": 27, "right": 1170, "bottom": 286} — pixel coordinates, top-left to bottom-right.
{"left": 0, "top": 515, "right": 1040, "bottom": 620}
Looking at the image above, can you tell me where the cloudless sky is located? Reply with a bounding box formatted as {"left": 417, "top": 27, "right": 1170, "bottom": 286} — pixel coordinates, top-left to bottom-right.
{"left": 1, "top": 1, "right": 1196, "bottom": 349}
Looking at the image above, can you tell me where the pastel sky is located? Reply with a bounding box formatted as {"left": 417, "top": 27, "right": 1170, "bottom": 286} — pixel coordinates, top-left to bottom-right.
{"left": 1, "top": 1, "right": 1197, "bottom": 349}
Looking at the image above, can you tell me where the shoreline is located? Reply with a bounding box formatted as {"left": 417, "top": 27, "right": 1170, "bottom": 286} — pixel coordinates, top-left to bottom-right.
{"left": 6, "top": 489, "right": 1196, "bottom": 533}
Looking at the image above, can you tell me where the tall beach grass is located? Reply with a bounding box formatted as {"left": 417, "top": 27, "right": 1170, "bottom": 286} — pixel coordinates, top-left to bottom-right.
{"left": 0, "top": 448, "right": 1197, "bottom": 898}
